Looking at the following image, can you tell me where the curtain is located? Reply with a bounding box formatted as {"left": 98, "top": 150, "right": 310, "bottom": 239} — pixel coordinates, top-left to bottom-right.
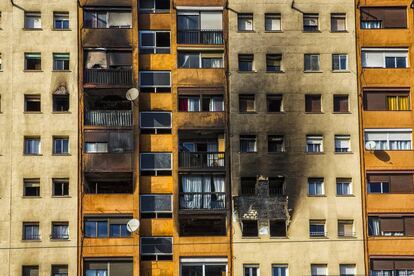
{"left": 369, "top": 217, "right": 380, "bottom": 236}
{"left": 188, "top": 97, "right": 200, "bottom": 112}
{"left": 212, "top": 176, "right": 225, "bottom": 209}
{"left": 181, "top": 176, "right": 202, "bottom": 209}
{"left": 361, "top": 21, "right": 381, "bottom": 29}
{"left": 387, "top": 96, "right": 398, "bottom": 110}
{"left": 399, "top": 96, "right": 409, "bottom": 110}
{"left": 54, "top": 225, "right": 69, "bottom": 238}
{"left": 209, "top": 97, "right": 224, "bottom": 112}
{"left": 108, "top": 12, "right": 132, "bottom": 28}
{"left": 179, "top": 98, "right": 188, "bottom": 111}
{"left": 389, "top": 140, "right": 411, "bottom": 150}
{"left": 207, "top": 143, "right": 218, "bottom": 167}
{"left": 203, "top": 176, "right": 211, "bottom": 209}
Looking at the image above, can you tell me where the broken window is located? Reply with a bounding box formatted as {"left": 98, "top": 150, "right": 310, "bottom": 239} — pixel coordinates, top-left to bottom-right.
{"left": 25, "top": 12, "right": 41, "bottom": 29}
{"left": 85, "top": 178, "right": 133, "bottom": 194}
{"left": 140, "top": 194, "right": 172, "bottom": 218}
{"left": 267, "top": 95, "right": 283, "bottom": 112}
{"left": 54, "top": 12, "right": 69, "bottom": 29}
{"left": 269, "top": 177, "right": 285, "bottom": 195}
{"left": 25, "top": 53, "right": 41, "bottom": 70}
{"left": 240, "top": 177, "right": 256, "bottom": 195}
{"left": 23, "top": 178, "right": 40, "bottom": 197}
{"left": 242, "top": 220, "right": 258, "bottom": 237}
{"left": 140, "top": 31, "right": 170, "bottom": 54}
{"left": 239, "top": 94, "right": 255, "bottom": 112}
{"left": 141, "top": 237, "right": 173, "bottom": 261}
{"left": 24, "top": 95, "right": 41, "bottom": 112}
{"left": 270, "top": 220, "right": 286, "bottom": 237}
{"left": 84, "top": 9, "right": 132, "bottom": 28}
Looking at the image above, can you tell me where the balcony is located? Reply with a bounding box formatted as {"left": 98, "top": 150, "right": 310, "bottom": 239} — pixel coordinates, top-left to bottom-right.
{"left": 82, "top": 28, "right": 132, "bottom": 48}
{"left": 85, "top": 110, "right": 132, "bottom": 127}
{"left": 179, "top": 192, "right": 226, "bottom": 211}
{"left": 84, "top": 153, "right": 133, "bottom": 172}
{"left": 84, "top": 69, "right": 133, "bottom": 87}
{"left": 179, "top": 151, "right": 225, "bottom": 170}
{"left": 177, "top": 30, "right": 223, "bottom": 45}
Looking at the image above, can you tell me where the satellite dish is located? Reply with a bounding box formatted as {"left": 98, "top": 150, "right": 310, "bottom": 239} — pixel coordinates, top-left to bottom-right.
{"left": 126, "top": 88, "right": 139, "bottom": 101}
{"left": 126, "top": 219, "right": 140, "bottom": 233}
{"left": 365, "top": 141, "right": 377, "bottom": 150}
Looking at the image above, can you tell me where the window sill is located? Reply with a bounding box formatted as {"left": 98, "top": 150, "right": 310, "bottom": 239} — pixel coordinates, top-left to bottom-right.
{"left": 50, "top": 239, "right": 70, "bottom": 242}
{"left": 330, "top": 30, "right": 348, "bottom": 33}
{"left": 365, "top": 110, "right": 412, "bottom": 112}
{"left": 267, "top": 151, "right": 286, "bottom": 154}
{"left": 241, "top": 236, "right": 260, "bottom": 239}
{"left": 303, "top": 71, "right": 323, "bottom": 73}
{"left": 22, "top": 196, "right": 41, "bottom": 199}
{"left": 51, "top": 196, "right": 71, "bottom": 198}
{"left": 269, "top": 236, "right": 289, "bottom": 239}
{"left": 309, "top": 236, "right": 328, "bottom": 239}
{"left": 23, "top": 28, "right": 43, "bottom": 31}
{"left": 237, "top": 70, "right": 257, "bottom": 73}
{"left": 239, "top": 151, "right": 258, "bottom": 154}
{"left": 304, "top": 112, "right": 324, "bottom": 114}
{"left": 239, "top": 111, "right": 257, "bottom": 114}
{"left": 24, "top": 111, "right": 42, "bottom": 114}
{"left": 52, "top": 111, "right": 71, "bottom": 114}
{"left": 24, "top": 154, "right": 43, "bottom": 156}
{"left": 303, "top": 30, "right": 321, "bottom": 33}
{"left": 332, "top": 111, "right": 351, "bottom": 114}
{"left": 336, "top": 194, "right": 355, "bottom": 197}
{"left": 334, "top": 151, "right": 353, "bottom": 154}
{"left": 52, "top": 28, "right": 72, "bottom": 31}
{"left": 338, "top": 236, "right": 357, "bottom": 239}
{"left": 307, "top": 195, "right": 326, "bottom": 197}
{"left": 237, "top": 30, "right": 255, "bottom": 33}
{"left": 52, "top": 70, "right": 71, "bottom": 73}
{"left": 23, "top": 70, "right": 43, "bottom": 73}
{"left": 264, "top": 30, "right": 283, "bottom": 33}
{"left": 332, "top": 70, "right": 350, "bottom": 73}
{"left": 22, "top": 240, "right": 42, "bottom": 242}
{"left": 267, "top": 111, "right": 286, "bottom": 114}
{"left": 305, "top": 152, "right": 324, "bottom": 155}
{"left": 52, "top": 154, "right": 71, "bottom": 156}
{"left": 266, "top": 70, "right": 285, "bottom": 74}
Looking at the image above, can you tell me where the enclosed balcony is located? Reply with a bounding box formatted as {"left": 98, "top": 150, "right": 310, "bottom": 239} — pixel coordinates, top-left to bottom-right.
{"left": 83, "top": 50, "right": 133, "bottom": 87}
{"left": 177, "top": 30, "right": 223, "bottom": 45}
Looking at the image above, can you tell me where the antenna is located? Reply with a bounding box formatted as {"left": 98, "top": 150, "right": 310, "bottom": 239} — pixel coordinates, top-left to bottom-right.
{"left": 365, "top": 141, "right": 377, "bottom": 151}
{"left": 126, "top": 219, "right": 140, "bottom": 233}
{"left": 126, "top": 88, "right": 139, "bottom": 102}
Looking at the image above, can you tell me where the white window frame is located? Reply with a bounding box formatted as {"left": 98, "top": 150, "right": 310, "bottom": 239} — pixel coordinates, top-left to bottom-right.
{"left": 306, "top": 135, "right": 324, "bottom": 153}
{"left": 339, "top": 264, "right": 356, "bottom": 276}
{"left": 180, "top": 258, "right": 228, "bottom": 276}
{"left": 364, "top": 128, "right": 412, "bottom": 150}
{"left": 244, "top": 265, "right": 260, "bottom": 276}
{"left": 139, "top": 30, "right": 170, "bottom": 54}
{"left": 272, "top": 265, "right": 289, "bottom": 276}
{"left": 139, "top": 71, "right": 171, "bottom": 92}
{"left": 311, "top": 264, "right": 328, "bottom": 276}
{"left": 304, "top": 54, "right": 320, "bottom": 72}
{"left": 335, "top": 135, "right": 351, "bottom": 152}
{"left": 238, "top": 13, "right": 253, "bottom": 31}
{"left": 331, "top": 13, "right": 347, "bottom": 32}
{"left": 140, "top": 152, "right": 173, "bottom": 171}
{"left": 332, "top": 54, "right": 348, "bottom": 71}
{"left": 140, "top": 194, "right": 173, "bottom": 217}
{"left": 336, "top": 178, "right": 352, "bottom": 196}
{"left": 362, "top": 48, "right": 409, "bottom": 68}
{"left": 308, "top": 178, "right": 325, "bottom": 196}
{"left": 265, "top": 13, "right": 282, "bottom": 31}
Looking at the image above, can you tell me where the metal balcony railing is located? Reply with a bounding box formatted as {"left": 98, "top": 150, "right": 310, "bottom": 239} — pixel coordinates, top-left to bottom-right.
{"left": 84, "top": 69, "right": 133, "bottom": 86}
{"left": 85, "top": 110, "right": 132, "bottom": 127}
{"left": 177, "top": 30, "right": 224, "bottom": 45}
{"left": 179, "top": 192, "right": 226, "bottom": 210}
{"left": 179, "top": 152, "right": 225, "bottom": 169}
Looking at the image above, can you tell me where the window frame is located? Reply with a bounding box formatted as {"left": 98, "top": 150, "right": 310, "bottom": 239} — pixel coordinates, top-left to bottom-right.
{"left": 139, "top": 30, "right": 171, "bottom": 54}
{"left": 303, "top": 13, "right": 319, "bottom": 32}
{"left": 23, "top": 178, "right": 40, "bottom": 197}
{"left": 53, "top": 136, "right": 69, "bottom": 155}
{"left": 304, "top": 54, "right": 320, "bottom": 72}
{"left": 139, "top": 0, "right": 171, "bottom": 14}
{"left": 24, "top": 52, "right": 41, "bottom": 71}
{"left": 332, "top": 54, "right": 348, "bottom": 71}
{"left": 53, "top": 12, "right": 70, "bottom": 30}
{"left": 240, "top": 135, "right": 257, "bottom": 153}
{"left": 24, "top": 94, "right": 41, "bottom": 112}
{"left": 362, "top": 48, "right": 409, "bottom": 69}
{"left": 331, "top": 13, "right": 347, "bottom": 32}
{"left": 364, "top": 128, "right": 412, "bottom": 151}
{"left": 53, "top": 53, "right": 70, "bottom": 71}
{"left": 140, "top": 236, "right": 173, "bottom": 260}
{"left": 23, "top": 222, "right": 40, "bottom": 240}
{"left": 52, "top": 178, "right": 69, "bottom": 197}
{"left": 51, "top": 221, "right": 69, "bottom": 240}
{"left": 336, "top": 178, "right": 353, "bottom": 196}
{"left": 140, "top": 152, "right": 173, "bottom": 172}
{"left": 266, "top": 54, "right": 282, "bottom": 72}
{"left": 309, "top": 221, "right": 327, "bottom": 238}
{"left": 238, "top": 13, "right": 254, "bottom": 31}
{"left": 24, "top": 136, "right": 41, "bottom": 155}
{"left": 265, "top": 13, "right": 282, "bottom": 32}
{"left": 139, "top": 71, "right": 171, "bottom": 93}
{"left": 24, "top": 12, "right": 41, "bottom": 29}
{"left": 140, "top": 194, "right": 173, "bottom": 218}
{"left": 335, "top": 135, "right": 351, "bottom": 153}
{"left": 268, "top": 135, "right": 285, "bottom": 153}
{"left": 238, "top": 54, "right": 254, "bottom": 72}
{"left": 244, "top": 265, "right": 260, "bottom": 276}
{"left": 308, "top": 178, "right": 325, "bottom": 196}
{"left": 239, "top": 94, "right": 256, "bottom": 113}
{"left": 306, "top": 135, "right": 324, "bottom": 153}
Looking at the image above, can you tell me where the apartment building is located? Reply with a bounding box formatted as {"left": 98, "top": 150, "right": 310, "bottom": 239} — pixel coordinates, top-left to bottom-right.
{"left": 0, "top": 0, "right": 78, "bottom": 275}
{"left": 229, "top": 0, "right": 365, "bottom": 275}
{"left": 356, "top": 2, "right": 414, "bottom": 275}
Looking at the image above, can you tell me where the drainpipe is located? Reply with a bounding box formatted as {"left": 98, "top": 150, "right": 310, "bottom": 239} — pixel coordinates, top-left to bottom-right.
{"left": 10, "top": 0, "right": 24, "bottom": 10}
{"left": 291, "top": 1, "right": 303, "bottom": 13}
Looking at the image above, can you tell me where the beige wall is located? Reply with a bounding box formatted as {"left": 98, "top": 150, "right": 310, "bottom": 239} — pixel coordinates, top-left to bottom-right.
{"left": 228, "top": 0, "right": 365, "bottom": 275}
{"left": 0, "top": 0, "right": 78, "bottom": 275}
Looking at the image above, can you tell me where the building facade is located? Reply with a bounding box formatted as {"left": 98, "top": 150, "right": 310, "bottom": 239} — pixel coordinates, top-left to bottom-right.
{"left": 228, "top": 0, "right": 365, "bottom": 275}
{"left": 0, "top": 0, "right": 78, "bottom": 275}
{"left": 356, "top": 1, "right": 414, "bottom": 274}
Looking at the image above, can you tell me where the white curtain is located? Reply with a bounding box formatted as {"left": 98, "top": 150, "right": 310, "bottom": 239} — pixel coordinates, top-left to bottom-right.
{"left": 203, "top": 176, "right": 211, "bottom": 209}
{"left": 213, "top": 176, "right": 225, "bottom": 209}
{"left": 108, "top": 12, "right": 132, "bottom": 28}
{"left": 207, "top": 143, "right": 218, "bottom": 167}
{"left": 209, "top": 97, "right": 224, "bottom": 112}
{"left": 181, "top": 176, "right": 202, "bottom": 209}
{"left": 369, "top": 217, "right": 380, "bottom": 236}
{"left": 361, "top": 21, "right": 381, "bottom": 29}
{"left": 188, "top": 97, "right": 200, "bottom": 112}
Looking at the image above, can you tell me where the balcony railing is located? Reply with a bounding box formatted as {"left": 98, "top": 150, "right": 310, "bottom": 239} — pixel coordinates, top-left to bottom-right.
{"left": 84, "top": 69, "right": 133, "bottom": 86}
{"left": 180, "top": 192, "right": 226, "bottom": 210}
{"left": 179, "top": 152, "right": 225, "bottom": 169}
{"left": 85, "top": 110, "right": 132, "bottom": 127}
{"left": 177, "top": 30, "right": 224, "bottom": 45}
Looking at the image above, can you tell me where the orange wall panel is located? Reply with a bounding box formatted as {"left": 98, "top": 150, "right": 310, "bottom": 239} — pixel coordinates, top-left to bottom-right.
{"left": 82, "top": 194, "right": 134, "bottom": 213}
{"left": 140, "top": 219, "right": 174, "bottom": 236}
{"left": 140, "top": 94, "right": 173, "bottom": 111}
{"left": 140, "top": 134, "right": 173, "bottom": 152}
{"left": 140, "top": 176, "right": 174, "bottom": 194}
{"left": 367, "top": 194, "right": 414, "bottom": 213}
{"left": 141, "top": 261, "right": 174, "bottom": 276}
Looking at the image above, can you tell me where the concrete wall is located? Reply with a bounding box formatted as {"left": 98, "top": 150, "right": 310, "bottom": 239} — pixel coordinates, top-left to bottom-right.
{"left": 0, "top": 0, "right": 78, "bottom": 275}
{"left": 229, "top": 0, "right": 365, "bottom": 275}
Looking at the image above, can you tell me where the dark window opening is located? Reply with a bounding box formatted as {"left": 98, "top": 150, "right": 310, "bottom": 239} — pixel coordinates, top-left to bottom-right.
{"left": 268, "top": 136, "right": 284, "bottom": 153}
{"left": 333, "top": 95, "right": 349, "bottom": 112}
{"left": 25, "top": 53, "right": 41, "bottom": 70}
{"left": 270, "top": 220, "right": 286, "bottom": 237}
{"left": 241, "top": 177, "right": 256, "bottom": 195}
{"left": 267, "top": 95, "right": 282, "bottom": 112}
{"left": 53, "top": 95, "right": 69, "bottom": 112}
{"left": 85, "top": 180, "right": 133, "bottom": 194}
{"left": 25, "top": 95, "right": 41, "bottom": 112}
{"left": 53, "top": 179, "right": 69, "bottom": 196}
{"left": 24, "top": 179, "right": 40, "bottom": 197}
{"left": 242, "top": 220, "right": 258, "bottom": 237}
{"left": 269, "top": 177, "right": 284, "bottom": 195}
{"left": 238, "top": 54, "right": 253, "bottom": 71}
{"left": 179, "top": 218, "right": 226, "bottom": 236}
{"left": 305, "top": 94, "right": 321, "bottom": 112}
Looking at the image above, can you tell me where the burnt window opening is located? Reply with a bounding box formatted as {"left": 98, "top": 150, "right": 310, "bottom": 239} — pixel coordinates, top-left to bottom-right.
{"left": 85, "top": 180, "right": 133, "bottom": 194}
{"left": 270, "top": 220, "right": 287, "bottom": 237}
{"left": 53, "top": 95, "right": 69, "bottom": 112}
{"left": 239, "top": 94, "right": 255, "bottom": 113}
{"left": 268, "top": 135, "right": 284, "bottom": 153}
{"left": 269, "top": 177, "right": 285, "bottom": 196}
{"left": 242, "top": 220, "right": 258, "bottom": 237}
{"left": 179, "top": 218, "right": 226, "bottom": 236}
{"left": 240, "top": 177, "right": 256, "bottom": 196}
{"left": 84, "top": 9, "right": 132, "bottom": 29}
{"left": 85, "top": 51, "right": 132, "bottom": 70}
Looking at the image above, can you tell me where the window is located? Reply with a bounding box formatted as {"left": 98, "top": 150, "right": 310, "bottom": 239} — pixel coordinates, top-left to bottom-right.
{"left": 23, "top": 178, "right": 40, "bottom": 197}
{"left": 85, "top": 217, "right": 131, "bottom": 238}
{"left": 181, "top": 259, "right": 227, "bottom": 276}
{"left": 240, "top": 135, "right": 257, "bottom": 153}
{"left": 368, "top": 216, "right": 414, "bottom": 237}
{"left": 177, "top": 11, "right": 223, "bottom": 44}
{"left": 53, "top": 53, "right": 70, "bottom": 71}
{"left": 331, "top": 13, "right": 346, "bottom": 32}
{"left": 270, "top": 220, "right": 286, "bottom": 237}
{"left": 84, "top": 259, "right": 133, "bottom": 276}
{"left": 178, "top": 52, "right": 224, "bottom": 68}
{"left": 238, "top": 54, "right": 254, "bottom": 71}
{"left": 139, "top": 71, "right": 171, "bottom": 93}
{"left": 272, "top": 265, "right": 288, "bottom": 276}
{"left": 0, "top": 53, "right": 2, "bottom": 70}
{"left": 360, "top": 7, "right": 407, "bottom": 29}
{"left": 140, "top": 112, "right": 172, "bottom": 134}
{"left": 306, "top": 135, "right": 323, "bottom": 152}
{"left": 310, "top": 221, "right": 326, "bottom": 237}
{"left": 367, "top": 173, "right": 414, "bottom": 194}
{"left": 84, "top": 9, "right": 132, "bottom": 28}
{"left": 141, "top": 237, "right": 173, "bottom": 260}
{"left": 238, "top": 13, "right": 253, "bottom": 31}
{"left": 244, "top": 265, "right": 259, "bottom": 276}
{"left": 371, "top": 258, "right": 414, "bottom": 276}
{"left": 308, "top": 178, "right": 324, "bottom": 196}
{"left": 25, "top": 53, "right": 41, "bottom": 70}
{"left": 140, "top": 194, "right": 172, "bottom": 218}
{"left": 140, "top": 153, "right": 172, "bottom": 175}
{"left": 241, "top": 177, "right": 256, "bottom": 195}
{"left": 23, "top": 266, "right": 39, "bottom": 276}
{"left": 334, "top": 95, "right": 349, "bottom": 112}
{"left": 266, "top": 54, "right": 282, "bottom": 72}
{"left": 332, "top": 54, "right": 348, "bottom": 71}
{"left": 311, "top": 264, "right": 327, "bottom": 276}
{"left": 268, "top": 135, "right": 284, "bottom": 153}
{"left": 52, "top": 222, "right": 69, "bottom": 240}
{"left": 339, "top": 264, "right": 356, "bottom": 276}
{"left": 53, "top": 137, "right": 69, "bottom": 155}
{"left": 53, "top": 95, "right": 69, "bottom": 112}
{"left": 242, "top": 220, "right": 258, "bottom": 237}
{"left": 269, "top": 177, "right": 285, "bottom": 196}
{"left": 267, "top": 95, "right": 282, "bottom": 112}
{"left": 52, "top": 265, "right": 68, "bottom": 276}
{"left": 85, "top": 50, "right": 132, "bottom": 70}
{"left": 24, "top": 12, "right": 41, "bottom": 29}
{"left": 336, "top": 178, "right": 352, "bottom": 196}
{"left": 265, "top": 13, "right": 281, "bottom": 31}
{"left": 52, "top": 179, "right": 69, "bottom": 197}
{"left": 140, "top": 31, "right": 170, "bottom": 54}
{"left": 305, "top": 95, "right": 322, "bottom": 112}
{"left": 85, "top": 142, "right": 108, "bottom": 153}
{"left": 338, "top": 220, "right": 354, "bottom": 237}
{"left": 178, "top": 95, "right": 224, "bottom": 112}
{"left": 364, "top": 90, "right": 410, "bottom": 111}
{"left": 23, "top": 222, "right": 40, "bottom": 240}
{"left": 139, "top": 0, "right": 170, "bottom": 13}
{"left": 24, "top": 95, "right": 41, "bottom": 112}
{"left": 304, "top": 54, "right": 320, "bottom": 71}
{"left": 239, "top": 94, "right": 255, "bottom": 112}
{"left": 303, "top": 14, "right": 319, "bottom": 32}
{"left": 364, "top": 129, "right": 412, "bottom": 150}
{"left": 54, "top": 12, "right": 69, "bottom": 29}
{"left": 24, "top": 137, "right": 41, "bottom": 155}
{"left": 335, "top": 135, "right": 351, "bottom": 152}
{"left": 362, "top": 48, "right": 408, "bottom": 68}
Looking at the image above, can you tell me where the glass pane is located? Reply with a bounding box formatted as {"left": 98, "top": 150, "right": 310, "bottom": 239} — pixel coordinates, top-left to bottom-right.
{"left": 182, "top": 265, "right": 203, "bottom": 276}
{"left": 205, "top": 265, "right": 226, "bottom": 276}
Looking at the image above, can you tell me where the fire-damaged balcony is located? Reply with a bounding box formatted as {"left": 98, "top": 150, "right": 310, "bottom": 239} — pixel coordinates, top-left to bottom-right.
{"left": 84, "top": 92, "right": 132, "bottom": 127}
{"left": 83, "top": 129, "right": 133, "bottom": 173}
{"left": 83, "top": 50, "right": 133, "bottom": 87}
{"left": 234, "top": 176, "right": 290, "bottom": 237}
{"left": 178, "top": 130, "right": 226, "bottom": 171}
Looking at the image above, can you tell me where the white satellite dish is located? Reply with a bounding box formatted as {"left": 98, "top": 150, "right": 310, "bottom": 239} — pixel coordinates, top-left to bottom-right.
{"left": 126, "top": 219, "right": 140, "bottom": 233}
{"left": 126, "top": 88, "right": 139, "bottom": 101}
{"left": 365, "top": 141, "right": 377, "bottom": 151}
